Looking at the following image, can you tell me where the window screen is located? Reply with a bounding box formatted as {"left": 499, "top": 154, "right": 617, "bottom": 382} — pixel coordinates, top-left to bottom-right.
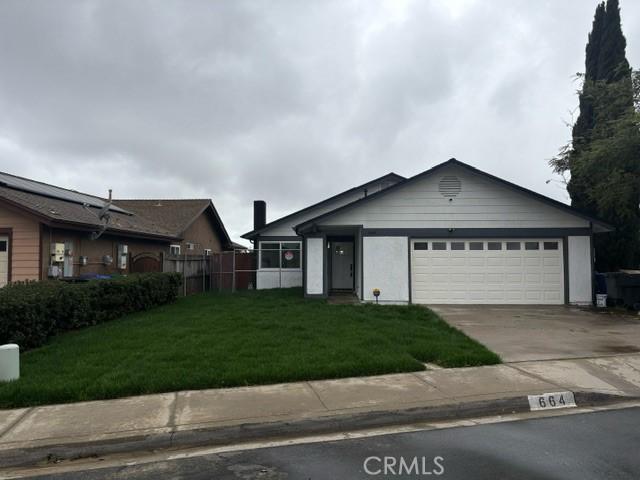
{"left": 260, "top": 242, "right": 280, "bottom": 268}
{"left": 281, "top": 243, "right": 301, "bottom": 268}
{"left": 260, "top": 242, "right": 302, "bottom": 269}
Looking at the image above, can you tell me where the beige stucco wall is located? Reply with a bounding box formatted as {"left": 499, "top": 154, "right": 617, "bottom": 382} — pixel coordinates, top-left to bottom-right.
{"left": 0, "top": 202, "right": 41, "bottom": 282}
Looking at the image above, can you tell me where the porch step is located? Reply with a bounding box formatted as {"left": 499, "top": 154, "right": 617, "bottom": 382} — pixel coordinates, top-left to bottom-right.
{"left": 327, "top": 293, "right": 360, "bottom": 305}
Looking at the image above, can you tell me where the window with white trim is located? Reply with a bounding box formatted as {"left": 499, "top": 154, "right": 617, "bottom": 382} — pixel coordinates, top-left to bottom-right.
{"left": 204, "top": 248, "right": 212, "bottom": 256}
{"left": 259, "top": 241, "right": 302, "bottom": 269}
{"left": 170, "top": 244, "right": 181, "bottom": 255}
{"left": 186, "top": 242, "right": 195, "bottom": 250}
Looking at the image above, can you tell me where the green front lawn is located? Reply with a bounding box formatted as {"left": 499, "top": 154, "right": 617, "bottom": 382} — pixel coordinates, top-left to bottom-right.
{"left": 0, "top": 288, "right": 500, "bottom": 408}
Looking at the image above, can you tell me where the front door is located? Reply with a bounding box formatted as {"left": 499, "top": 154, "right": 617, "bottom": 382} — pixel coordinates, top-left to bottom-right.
{"left": 331, "top": 241, "right": 354, "bottom": 290}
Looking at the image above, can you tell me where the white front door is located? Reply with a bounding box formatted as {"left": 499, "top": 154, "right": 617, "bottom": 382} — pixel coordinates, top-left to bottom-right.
{"left": 331, "top": 241, "right": 354, "bottom": 290}
{"left": 411, "top": 239, "right": 564, "bottom": 304}
{"left": 0, "top": 235, "right": 8, "bottom": 288}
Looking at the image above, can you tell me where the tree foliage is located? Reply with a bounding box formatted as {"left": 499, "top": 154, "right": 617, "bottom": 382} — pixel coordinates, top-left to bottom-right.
{"left": 550, "top": 0, "right": 640, "bottom": 271}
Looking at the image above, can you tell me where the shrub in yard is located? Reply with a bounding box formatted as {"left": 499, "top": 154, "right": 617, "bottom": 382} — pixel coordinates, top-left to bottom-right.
{"left": 0, "top": 273, "right": 182, "bottom": 350}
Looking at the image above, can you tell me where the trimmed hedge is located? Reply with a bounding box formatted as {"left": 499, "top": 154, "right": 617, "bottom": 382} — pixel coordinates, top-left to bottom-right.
{"left": 0, "top": 273, "right": 182, "bottom": 350}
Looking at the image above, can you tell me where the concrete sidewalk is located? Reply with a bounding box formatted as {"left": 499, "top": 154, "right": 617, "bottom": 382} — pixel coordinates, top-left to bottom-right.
{"left": 1, "top": 353, "right": 639, "bottom": 469}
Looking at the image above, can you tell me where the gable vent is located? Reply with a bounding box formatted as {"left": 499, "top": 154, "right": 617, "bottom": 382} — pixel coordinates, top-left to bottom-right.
{"left": 438, "top": 176, "right": 462, "bottom": 197}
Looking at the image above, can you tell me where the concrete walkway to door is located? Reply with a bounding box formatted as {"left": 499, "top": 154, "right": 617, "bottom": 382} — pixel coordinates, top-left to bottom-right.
{"left": 431, "top": 305, "right": 640, "bottom": 363}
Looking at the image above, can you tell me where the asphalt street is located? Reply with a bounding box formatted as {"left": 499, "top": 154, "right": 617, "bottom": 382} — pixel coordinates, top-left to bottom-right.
{"left": 26, "top": 407, "right": 640, "bottom": 480}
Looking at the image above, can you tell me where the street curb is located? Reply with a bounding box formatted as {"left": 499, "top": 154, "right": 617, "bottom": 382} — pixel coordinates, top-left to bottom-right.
{"left": 0, "top": 391, "right": 634, "bottom": 469}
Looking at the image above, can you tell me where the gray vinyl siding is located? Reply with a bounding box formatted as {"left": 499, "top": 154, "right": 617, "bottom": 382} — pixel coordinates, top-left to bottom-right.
{"left": 259, "top": 179, "right": 399, "bottom": 237}
{"left": 320, "top": 165, "right": 589, "bottom": 230}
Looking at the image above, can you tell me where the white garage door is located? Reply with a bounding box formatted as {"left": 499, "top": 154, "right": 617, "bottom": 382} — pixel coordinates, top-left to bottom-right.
{"left": 0, "top": 235, "right": 8, "bottom": 288}
{"left": 411, "top": 239, "right": 564, "bottom": 305}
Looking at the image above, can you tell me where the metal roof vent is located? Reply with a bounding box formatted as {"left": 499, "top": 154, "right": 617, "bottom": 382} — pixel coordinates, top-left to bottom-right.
{"left": 438, "top": 176, "right": 461, "bottom": 197}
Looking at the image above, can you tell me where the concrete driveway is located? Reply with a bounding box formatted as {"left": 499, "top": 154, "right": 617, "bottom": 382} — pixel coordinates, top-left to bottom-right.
{"left": 431, "top": 305, "right": 640, "bottom": 362}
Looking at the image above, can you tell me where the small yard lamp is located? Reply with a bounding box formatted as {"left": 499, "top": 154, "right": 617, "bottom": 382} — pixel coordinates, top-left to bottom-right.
{"left": 372, "top": 288, "right": 381, "bottom": 304}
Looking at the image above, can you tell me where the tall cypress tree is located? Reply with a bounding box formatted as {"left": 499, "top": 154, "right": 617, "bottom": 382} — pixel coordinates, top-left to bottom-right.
{"left": 597, "top": 0, "right": 630, "bottom": 83}
{"left": 567, "top": 0, "right": 633, "bottom": 215}
{"left": 553, "top": 0, "right": 639, "bottom": 271}
{"left": 567, "top": 2, "right": 606, "bottom": 212}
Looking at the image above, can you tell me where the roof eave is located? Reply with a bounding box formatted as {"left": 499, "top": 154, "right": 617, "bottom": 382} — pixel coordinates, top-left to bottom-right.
{"left": 47, "top": 219, "right": 179, "bottom": 241}
{"left": 241, "top": 172, "right": 406, "bottom": 239}
{"left": 293, "top": 158, "right": 615, "bottom": 233}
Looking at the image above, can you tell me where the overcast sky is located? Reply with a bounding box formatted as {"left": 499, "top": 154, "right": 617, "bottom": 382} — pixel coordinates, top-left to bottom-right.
{"left": 0, "top": 0, "right": 638, "bottom": 243}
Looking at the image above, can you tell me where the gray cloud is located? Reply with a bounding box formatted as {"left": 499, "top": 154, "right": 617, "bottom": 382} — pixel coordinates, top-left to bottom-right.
{"left": 0, "top": 0, "right": 639, "bottom": 241}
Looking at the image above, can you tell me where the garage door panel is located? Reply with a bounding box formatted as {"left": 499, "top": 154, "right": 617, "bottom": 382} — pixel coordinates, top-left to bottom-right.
{"left": 431, "top": 258, "right": 450, "bottom": 266}
{"left": 411, "top": 238, "right": 564, "bottom": 305}
{"left": 487, "top": 258, "right": 504, "bottom": 266}
{"left": 468, "top": 273, "right": 485, "bottom": 283}
{"left": 450, "top": 273, "right": 468, "bottom": 283}
{"left": 544, "top": 273, "right": 561, "bottom": 283}
{"left": 468, "top": 257, "right": 485, "bottom": 267}
{"left": 545, "top": 291, "right": 562, "bottom": 302}
{"left": 526, "top": 291, "right": 543, "bottom": 301}
{"left": 525, "top": 273, "right": 541, "bottom": 283}
{"left": 543, "top": 257, "right": 561, "bottom": 267}
{"left": 525, "top": 257, "right": 542, "bottom": 267}
{"left": 505, "top": 291, "right": 524, "bottom": 301}
{"left": 506, "top": 273, "right": 523, "bottom": 283}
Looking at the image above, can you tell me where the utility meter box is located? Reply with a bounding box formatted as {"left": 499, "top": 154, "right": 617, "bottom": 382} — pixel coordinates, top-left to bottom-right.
{"left": 117, "top": 244, "right": 128, "bottom": 270}
{"left": 50, "top": 243, "right": 65, "bottom": 262}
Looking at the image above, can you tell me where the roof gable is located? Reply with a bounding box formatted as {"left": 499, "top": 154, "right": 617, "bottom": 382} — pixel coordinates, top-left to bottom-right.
{"left": 113, "top": 199, "right": 210, "bottom": 236}
{"left": 295, "top": 159, "right": 613, "bottom": 233}
{"left": 114, "top": 199, "right": 232, "bottom": 247}
{"left": 241, "top": 172, "right": 405, "bottom": 239}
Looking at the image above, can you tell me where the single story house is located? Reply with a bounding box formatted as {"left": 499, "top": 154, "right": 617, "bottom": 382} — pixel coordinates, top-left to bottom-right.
{"left": 242, "top": 159, "right": 612, "bottom": 305}
{"left": 0, "top": 171, "right": 237, "bottom": 286}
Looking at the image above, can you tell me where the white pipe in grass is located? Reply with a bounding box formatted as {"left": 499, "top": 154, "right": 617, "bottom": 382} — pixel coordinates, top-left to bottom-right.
{"left": 0, "top": 344, "right": 19, "bottom": 382}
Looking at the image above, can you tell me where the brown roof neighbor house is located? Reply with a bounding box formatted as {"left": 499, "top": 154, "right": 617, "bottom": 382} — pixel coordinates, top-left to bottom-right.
{"left": 0, "top": 171, "right": 239, "bottom": 286}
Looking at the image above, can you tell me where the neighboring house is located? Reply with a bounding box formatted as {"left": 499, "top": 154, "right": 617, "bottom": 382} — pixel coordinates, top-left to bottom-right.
{"left": 0, "top": 171, "right": 235, "bottom": 286}
{"left": 114, "top": 199, "right": 233, "bottom": 257}
{"left": 242, "top": 159, "right": 612, "bottom": 305}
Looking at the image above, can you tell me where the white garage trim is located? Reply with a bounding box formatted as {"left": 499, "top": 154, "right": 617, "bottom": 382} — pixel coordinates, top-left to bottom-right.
{"left": 410, "top": 238, "right": 565, "bottom": 305}
{"left": 568, "top": 235, "right": 592, "bottom": 305}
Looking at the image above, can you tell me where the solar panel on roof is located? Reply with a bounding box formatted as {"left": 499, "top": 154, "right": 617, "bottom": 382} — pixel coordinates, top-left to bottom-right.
{"left": 0, "top": 172, "right": 131, "bottom": 214}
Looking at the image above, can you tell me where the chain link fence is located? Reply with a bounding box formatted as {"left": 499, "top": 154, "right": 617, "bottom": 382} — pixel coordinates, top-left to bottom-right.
{"left": 162, "top": 248, "right": 296, "bottom": 295}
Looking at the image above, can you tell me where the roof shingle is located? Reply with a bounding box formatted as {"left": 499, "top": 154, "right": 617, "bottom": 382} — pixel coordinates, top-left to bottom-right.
{"left": 112, "top": 199, "right": 211, "bottom": 237}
